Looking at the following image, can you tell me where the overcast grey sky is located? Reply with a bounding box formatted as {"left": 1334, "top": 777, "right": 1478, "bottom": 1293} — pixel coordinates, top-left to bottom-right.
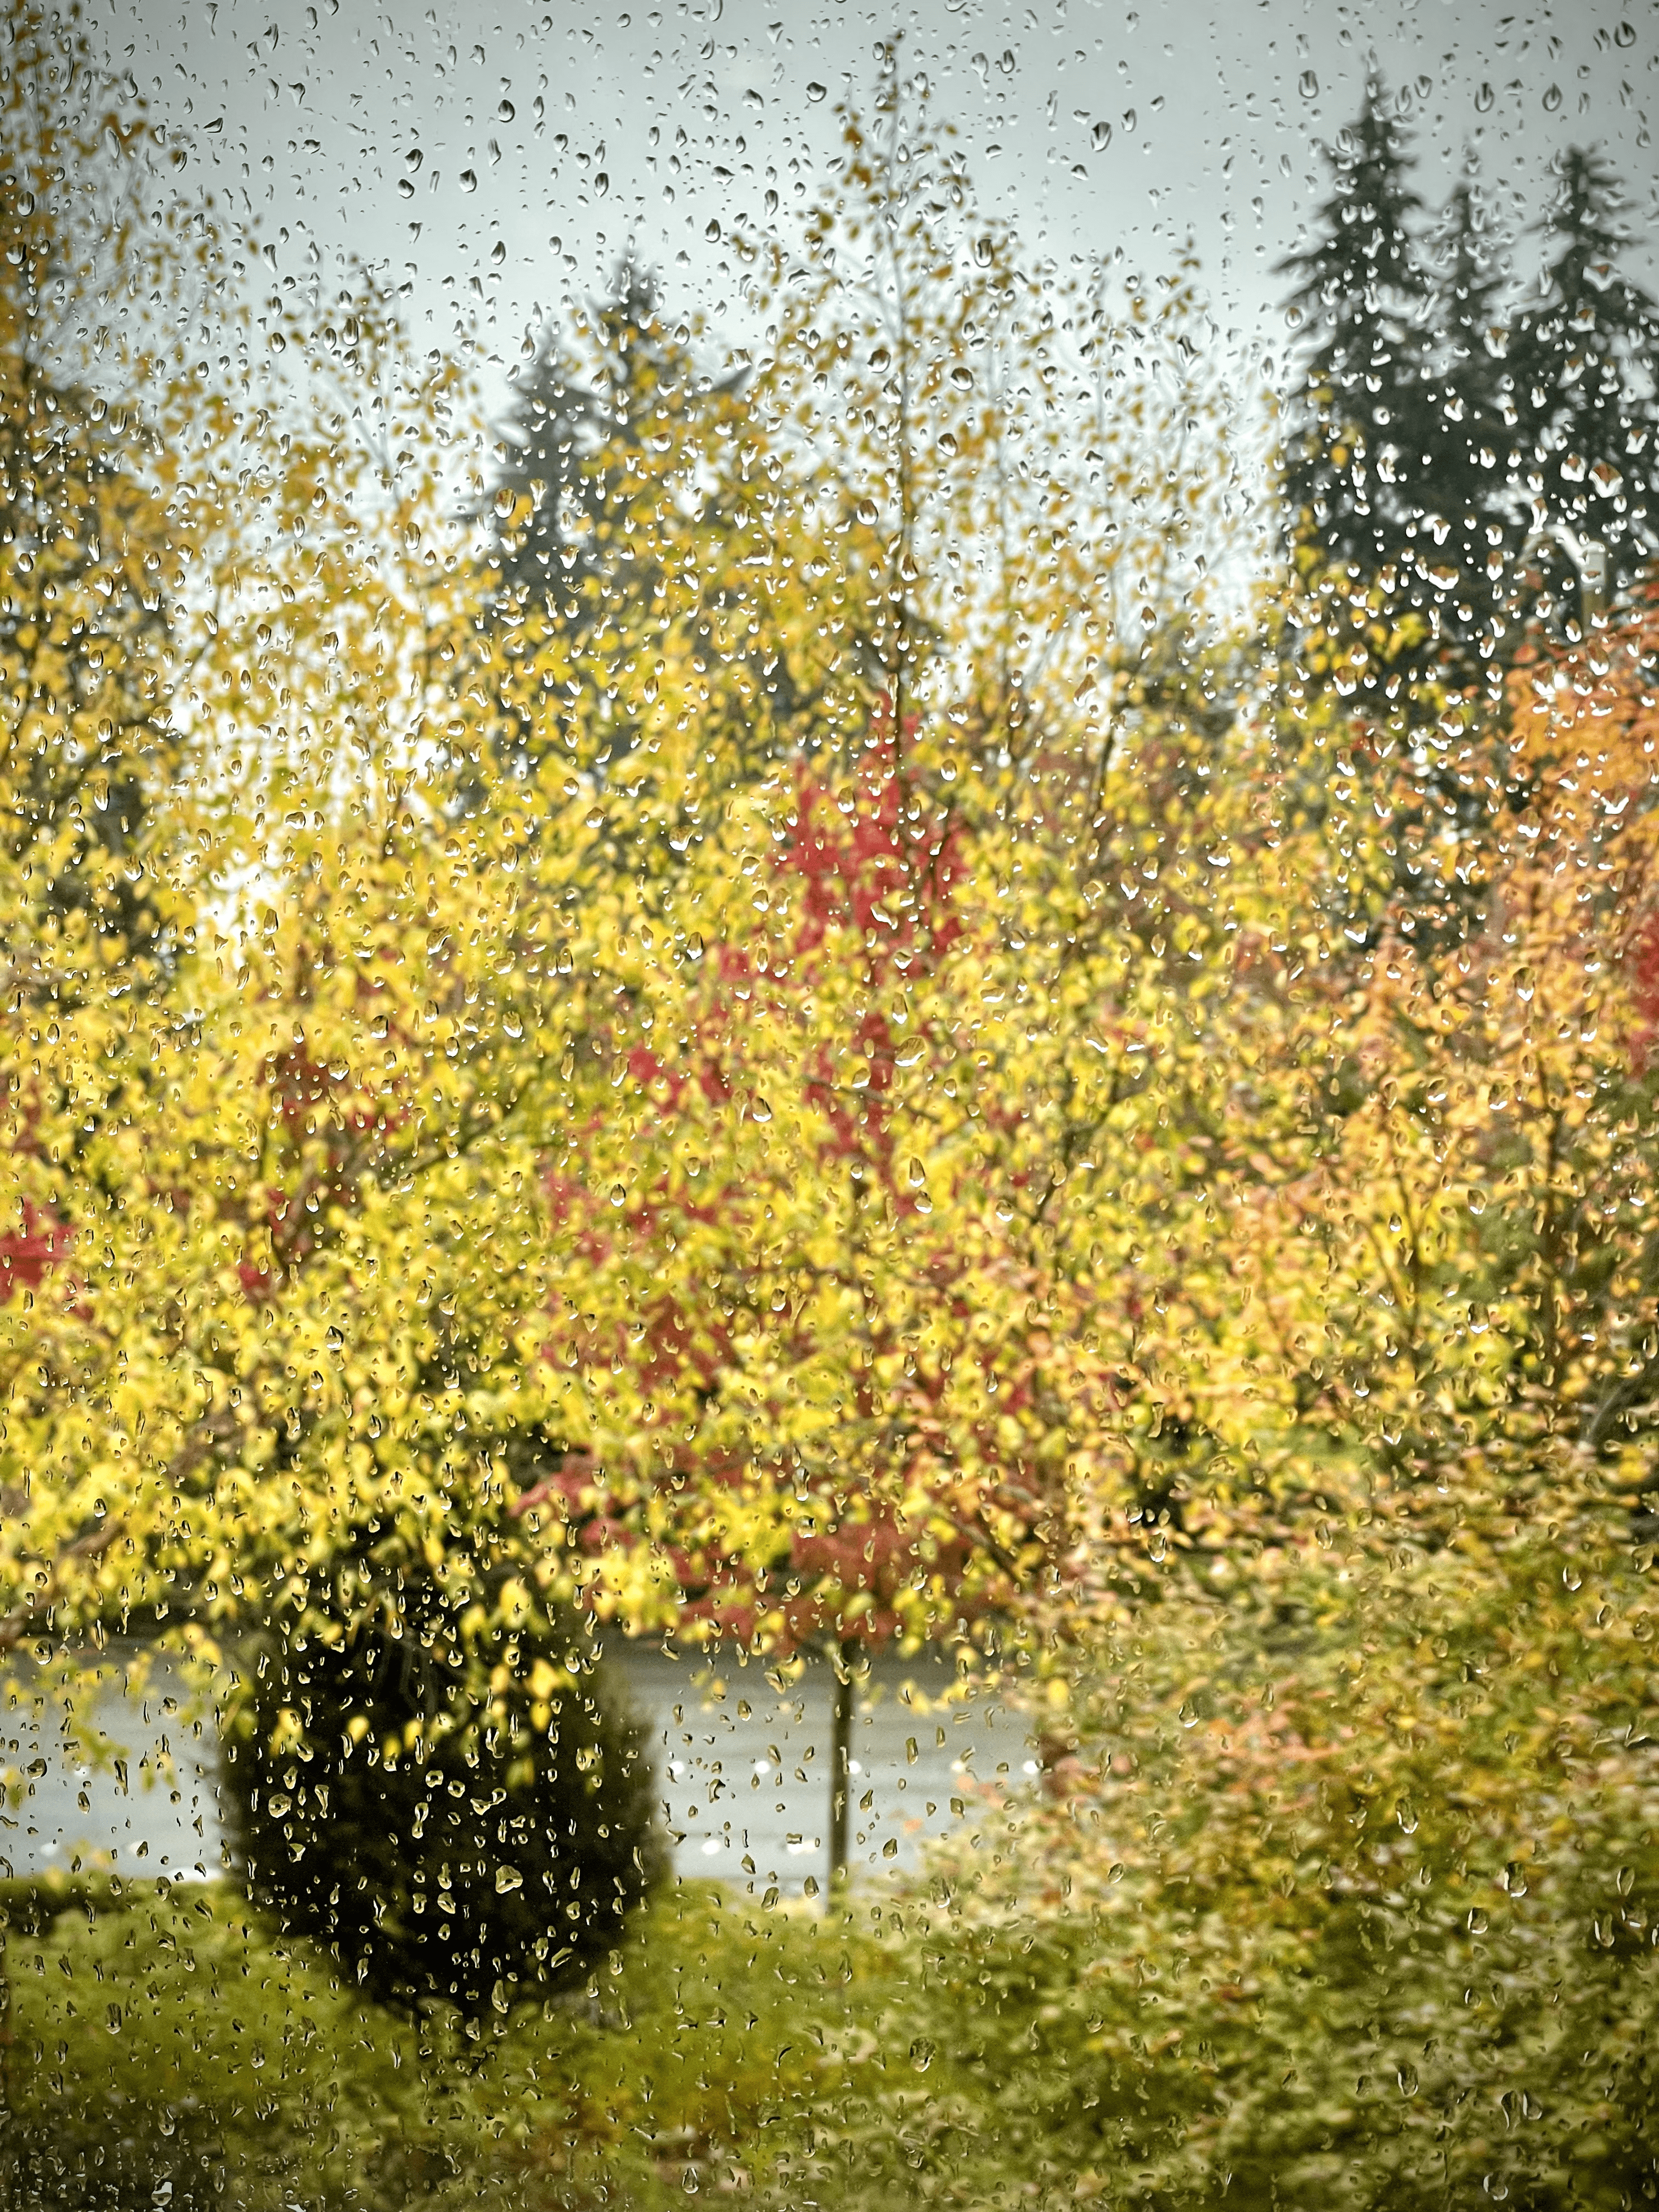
{"left": 97, "top": 0, "right": 1657, "bottom": 388}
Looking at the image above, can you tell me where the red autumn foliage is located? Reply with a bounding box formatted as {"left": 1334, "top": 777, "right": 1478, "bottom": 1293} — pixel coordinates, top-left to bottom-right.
{"left": 237, "top": 1038, "right": 405, "bottom": 1297}
{"left": 0, "top": 1200, "right": 71, "bottom": 1306}
{"left": 518, "top": 713, "right": 1042, "bottom": 1656}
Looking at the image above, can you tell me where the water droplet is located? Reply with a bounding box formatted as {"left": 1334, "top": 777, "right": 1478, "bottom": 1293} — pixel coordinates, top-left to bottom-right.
{"left": 1091, "top": 119, "right": 1111, "bottom": 150}
{"left": 1543, "top": 82, "right": 1562, "bottom": 112}
{"left": 1475, "top": 81, "right": 1494, "bottom": 111}
{"left": 805, "top": 81, "right": 826, "bottom": 103}
{"left": 1299, "top": 69, "right": 1318, "bottom": 99}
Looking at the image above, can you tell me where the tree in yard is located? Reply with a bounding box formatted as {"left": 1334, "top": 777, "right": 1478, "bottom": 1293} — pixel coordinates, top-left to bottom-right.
{"left": 471, "top": 66, "right": 1248, "bottom": 1878}
{"left": 1420, "top": 159, "right": 1521, "bottom": 689}
{"left": 0, "top": 3, "right": 224, "bottom": 1657}
{"left": 516, "top": 710, "right": 1123, "bottom": 1881}
{"left": 222, "top": 1503, "right": 663, "bottom": 2024}
{"left": 0, "top": 250, "right": 584, "bottom": 1706}
{"left": 1513, "top": 146, "right": 1659, "bottom": 626}
{"left": 1277, "top": 80, "right": 1439, "bottom": 724}
{"left": 0, "top": 21, "right": 202, "bottom": 1044}
{"left": 450, "top": 68, "right": 1272, "bottom": 1886}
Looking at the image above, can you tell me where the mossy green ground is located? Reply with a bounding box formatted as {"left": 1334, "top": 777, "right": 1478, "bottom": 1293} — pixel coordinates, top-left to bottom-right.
{"left": 0, "top": 1878, "right": 992, "bottom": 2210}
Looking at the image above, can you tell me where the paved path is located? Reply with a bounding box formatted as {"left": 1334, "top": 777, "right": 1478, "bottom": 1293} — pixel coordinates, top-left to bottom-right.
{"left": 2, "top": 1644, "right": 1032, "bottom": 1896}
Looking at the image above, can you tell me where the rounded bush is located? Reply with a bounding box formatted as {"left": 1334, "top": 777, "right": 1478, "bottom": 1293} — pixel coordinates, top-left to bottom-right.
{"left": 222, "top": 1539, "right": 664, "bottom": 2022}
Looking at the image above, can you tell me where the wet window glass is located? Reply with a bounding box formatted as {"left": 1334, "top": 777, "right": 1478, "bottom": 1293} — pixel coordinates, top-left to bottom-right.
{"left": 3, "top": 0, "right": 1658, "bottom": 2202}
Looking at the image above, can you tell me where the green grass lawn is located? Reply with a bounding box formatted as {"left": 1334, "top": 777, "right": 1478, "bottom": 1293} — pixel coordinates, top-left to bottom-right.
{"left": 0, "top": 1877, "right": 1011, "bottom": 2210}
{"left": 8, "top": 1854, "right": 1658, "bottom": 2212}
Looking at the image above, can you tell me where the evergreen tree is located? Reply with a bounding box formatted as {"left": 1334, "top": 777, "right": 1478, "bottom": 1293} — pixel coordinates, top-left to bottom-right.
{"left": 1278, "top": 79, "right": 1438, "bottom": 714}
{"left": 1421, "top": 162, "right": 1521, "bottom": 689}
{"left": 472, "top": 262, "right": 749, "bottom": 781}
{"left": 482, "top": 261, "right": 682, "bottom": 624}
{"left": 1514, "top": 147, "right": 1659, "bottom": 623}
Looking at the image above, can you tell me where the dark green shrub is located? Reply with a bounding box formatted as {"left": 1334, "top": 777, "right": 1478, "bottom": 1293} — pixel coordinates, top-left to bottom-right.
{"left": 221, "top": 1531, "right": 664, "bottom": 2024}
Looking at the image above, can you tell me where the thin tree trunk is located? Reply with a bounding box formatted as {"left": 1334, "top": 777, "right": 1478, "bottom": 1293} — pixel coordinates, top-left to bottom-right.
{"left": 827, "top": 1642, "right": 855, "bottom": 1890}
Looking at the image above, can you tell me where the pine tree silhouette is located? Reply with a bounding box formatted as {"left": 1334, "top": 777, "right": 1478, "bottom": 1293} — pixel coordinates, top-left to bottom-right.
{"left": 1278, "top": 78, "right": 1438, "bottom": 713}
{"left": 1513, "top": 147, "right": 1659, "bottom": 627}
{"left": 482, "top": 262, "right": 717, "bottom": 619}
{"left": 1421, "top": 160, "right": 1521, "bottom": 688}
{"left": 471, "top": 260, "right": 749, "bottom": 781}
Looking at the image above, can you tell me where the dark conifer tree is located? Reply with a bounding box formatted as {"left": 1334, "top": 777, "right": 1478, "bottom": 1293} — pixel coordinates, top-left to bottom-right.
{"left": 1513, "top": 147, "right": 1659, "bottom": 626}
{"left": 1421, "top": 163, "right": 1521, "bottom": 689}
{"left": 471, "top": 261, "right": 749, "bottom": 781}
{"left": 481, "top": 261, "right": 695, "bottom": 625}
{"left": 1278, "top": 78, "right": 1438, "bottom": 714}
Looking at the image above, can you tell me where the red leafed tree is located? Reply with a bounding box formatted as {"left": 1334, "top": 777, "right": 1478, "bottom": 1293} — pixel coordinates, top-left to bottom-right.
{"left": 522, "top": 709, "right": 1109, "bottom": 1877}
{"left": 0, "top": 1200, "right": 69, "bottom": 1306}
